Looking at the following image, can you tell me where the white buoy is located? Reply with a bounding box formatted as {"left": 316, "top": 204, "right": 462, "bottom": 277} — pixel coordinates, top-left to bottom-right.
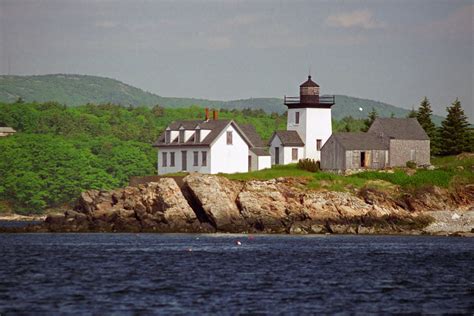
{"left": 235, "top": 240, "right": 242, "bottom": 246}
{"left": 359, "top": 107, "right": 363, "bottom": 111}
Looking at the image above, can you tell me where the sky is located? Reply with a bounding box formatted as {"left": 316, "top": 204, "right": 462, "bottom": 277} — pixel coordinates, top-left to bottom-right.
{"left": 0, "top": 0, "right": 472, "bottom": 119}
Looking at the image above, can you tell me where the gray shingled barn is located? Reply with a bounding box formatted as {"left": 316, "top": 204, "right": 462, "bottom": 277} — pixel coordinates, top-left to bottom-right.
{"left": 321, "top": 118, "right": 430, "bottom": 172}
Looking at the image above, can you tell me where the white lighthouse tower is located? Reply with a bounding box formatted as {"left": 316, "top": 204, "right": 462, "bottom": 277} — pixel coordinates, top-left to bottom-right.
{"left": 285, "top": 75, "right": 334, "bottom": 161}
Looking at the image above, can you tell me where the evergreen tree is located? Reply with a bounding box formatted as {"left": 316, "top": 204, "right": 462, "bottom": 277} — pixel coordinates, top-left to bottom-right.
{"left": 439, "top": 98, "right": 470, "bottom": 155}
{"left": 407, "top": 106, "right": 417, "bottom": 118}
{"left": 416, "top": 97, "right": 439, "bottom": 155}
{"left": 362, "top": 108, "right": 378, "bottom": 132}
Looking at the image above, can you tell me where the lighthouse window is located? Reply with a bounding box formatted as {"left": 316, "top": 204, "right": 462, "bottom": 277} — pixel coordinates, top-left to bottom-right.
{"left": 295, "top": 112, "right": 300, "bottom": 124}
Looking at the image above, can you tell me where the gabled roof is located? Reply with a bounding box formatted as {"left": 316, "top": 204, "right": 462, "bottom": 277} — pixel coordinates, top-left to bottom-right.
{"left": 239, "top": 124, "right": 266, "bottom": 147}
{"left": 369, "top": 118, "right": 429, "bottom": 140}
{"left": 300, "top": 75, "right": 319, "bottom": 88}
{"left": 331, "top": 132, "right": 387, "bottom": 150}
{"left": 0, "top": 127, "right": 16, "bottom": 133}
{"left": 269, "top": 130, "right": 305, "bottom": 147}
{"left": 154, "top": 119, "right": 267, "bottom": 149}
{"left": 250, "top": 147, "right": 271, "bottom": 156}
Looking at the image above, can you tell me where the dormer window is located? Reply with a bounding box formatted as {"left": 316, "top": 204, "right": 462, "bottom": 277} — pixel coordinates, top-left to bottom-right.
{"left": 195, "top": 129, "right": 201, "bottom": 143}
{"left": 179, "top": 130, "right": 185, "bottom": 143}
{"left": 165, "top": 130, "right": 171, "bottom": 143}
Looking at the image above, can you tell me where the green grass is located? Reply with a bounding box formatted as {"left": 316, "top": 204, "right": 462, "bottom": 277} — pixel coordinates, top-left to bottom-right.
{"left": 221, "top": 164, "right": 315, "bottom": 181}
{"left": 221, "top": 154, "right": 473, "bottom": 192}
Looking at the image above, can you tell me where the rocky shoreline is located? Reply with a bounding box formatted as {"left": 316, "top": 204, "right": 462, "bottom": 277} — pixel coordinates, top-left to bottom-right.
{"left": 2, "top": 174, "right": 473, "bottom": 235}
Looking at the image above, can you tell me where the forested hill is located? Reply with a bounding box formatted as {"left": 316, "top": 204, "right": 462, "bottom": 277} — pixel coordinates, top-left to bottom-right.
{"left": 0, "top": 74, "right": 430, "bottom": 121}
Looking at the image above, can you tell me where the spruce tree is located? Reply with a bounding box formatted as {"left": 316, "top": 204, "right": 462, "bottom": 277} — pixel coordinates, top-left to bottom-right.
{"left": 407, "top": 107, "right": 417, "bottom": 118}
{"left": 362, "top": 108, "right": 378, "bottom": 132}
{"left": 439, "top": 98, "right": 470, "bottom": 155}
{"left": 416, "top": 97, "right": 439, "bottom": 154}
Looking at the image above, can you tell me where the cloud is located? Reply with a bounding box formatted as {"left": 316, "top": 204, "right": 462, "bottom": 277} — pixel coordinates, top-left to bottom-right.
{"left": 326, "top": 9, "right": 385, "bottom": 29}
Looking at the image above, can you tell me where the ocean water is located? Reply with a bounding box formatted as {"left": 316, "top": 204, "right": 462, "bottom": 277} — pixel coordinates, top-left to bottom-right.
{"left": 0, "top": 233, "right": 472, "bottom": 314}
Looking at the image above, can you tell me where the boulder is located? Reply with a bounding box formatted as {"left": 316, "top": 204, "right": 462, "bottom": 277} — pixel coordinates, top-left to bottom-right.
{"left": 184, "top": 174, "right": 246, "bottom": 231}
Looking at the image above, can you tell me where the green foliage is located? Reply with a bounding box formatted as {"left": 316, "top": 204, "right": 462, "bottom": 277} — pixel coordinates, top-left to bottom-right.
{"left": 333, "top": 116, "right": 365, "bottom": 132}
{"left": 406, "top": 160, "right": 417, "bottom": 169}
{"left": 297, "top": 158, "right": 320, "bottom": 172}
{"left": 439, "top": 98, "right": 471, "bottom": 155}
{"left": 407, "top": 107, "right": 417, "bottom": 118}
{"left": 416, "top": 97, "right": 440, "bottom": 155}
{"left": 362, "top": 108, "right": 378, "bottom": 132}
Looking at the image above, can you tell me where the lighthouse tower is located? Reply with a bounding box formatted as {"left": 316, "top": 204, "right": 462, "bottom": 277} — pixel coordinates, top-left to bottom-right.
{"left": 284, "top": 75, "right": 335, "bottom": 161}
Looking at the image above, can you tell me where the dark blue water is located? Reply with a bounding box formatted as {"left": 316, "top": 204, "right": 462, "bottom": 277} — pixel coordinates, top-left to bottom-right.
{"left": 0, "top": 234, "right": 473, "bottom": 314}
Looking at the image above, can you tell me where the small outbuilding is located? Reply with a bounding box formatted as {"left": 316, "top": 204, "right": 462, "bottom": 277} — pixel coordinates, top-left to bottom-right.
{"left": 321, "top": 118, "right": 430, "bottom": 172}
{"left": 321, "top": 132, "right": 388, "bottom": 171}
{"left": 268, "top": 130, "right": 305, "bottom": 165}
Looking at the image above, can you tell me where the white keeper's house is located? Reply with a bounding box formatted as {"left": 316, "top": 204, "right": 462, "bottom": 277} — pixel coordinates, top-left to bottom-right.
{"left": 153, "top": 109, "right": 271, "bottom": 175}
{"left": 269, "top": 75, "right": 335, "bottom": 165}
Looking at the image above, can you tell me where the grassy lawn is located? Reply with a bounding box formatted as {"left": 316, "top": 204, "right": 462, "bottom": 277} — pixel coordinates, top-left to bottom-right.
{"left": 221, "top": 164, "right": 315, "bottom": 181}
{"left": 220, "top": 154, "right": 473, "bottom": 192}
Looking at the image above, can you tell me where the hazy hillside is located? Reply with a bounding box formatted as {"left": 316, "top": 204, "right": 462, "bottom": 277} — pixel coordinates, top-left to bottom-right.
{"left": 0, "top": 74, "right": 442, "bottom": 121}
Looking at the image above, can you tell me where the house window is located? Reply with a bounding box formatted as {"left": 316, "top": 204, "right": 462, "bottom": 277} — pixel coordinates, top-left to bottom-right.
{"left": 179, "top": 130, "right": 185, "bottom": 143}
{"left": 227, "top": 131, "right": 233, "bottom": 145}
{"left": 195, "top": 130, "right": 201, "bottom": 143}
{"left": 165, "top": 130, "right": 171, "bottom": 143}
{"left": 202, "top": 151, "right": 207, "bottom": 166}
{"left": 162, "top": 152, "right": 167, "bottom": 167}
{"left": 410, "top": 149, "right": 416, "bottom": 161}
{"left": 295, "top": 112, "right": 300, "bottom": 124}
{"left": 193, "top": 151, "right": 199, "bottom": 166}
{"left": 292, "top": 148, "right": 298, "bottom": 161}
{"left": 170, "top": 152, "right": 175, "bottom": 167}
{"left": 373, "top": 151, "right": 379, "bottom": 163}
{"left": 316, "top": 139, "right": 322, "bottom": 151}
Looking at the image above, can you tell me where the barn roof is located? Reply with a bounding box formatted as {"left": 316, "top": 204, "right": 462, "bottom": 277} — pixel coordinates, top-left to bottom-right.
{"left": 299, "top": 75, "right": 319, "bottom": 88}
{"left": 269, "top": 130, "right": 305, "bottom": 147}
{"left": 332, "top": 132, "right": 387, "bottom": 150}
{"left": 369, "top": 118, "right": 429, "bottom": 140}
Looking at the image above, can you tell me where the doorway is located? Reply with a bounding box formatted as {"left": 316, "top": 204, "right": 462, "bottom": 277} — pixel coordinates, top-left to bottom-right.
{"left": 275, "top": 147, "right": 280, "bottom": 164}
{"left": 360, "top": 151, "right": 366, "bottom": 168}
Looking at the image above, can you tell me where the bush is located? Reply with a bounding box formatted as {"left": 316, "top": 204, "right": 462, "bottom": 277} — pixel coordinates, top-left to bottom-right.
{"left": 297, "top": 159, "right": 320, "bottom": 172}
{"left": 406, "top": 160, "right": 417, "bottom": 169}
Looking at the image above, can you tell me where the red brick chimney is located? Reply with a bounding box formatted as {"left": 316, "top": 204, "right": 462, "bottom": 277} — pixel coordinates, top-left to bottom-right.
{"left": 205, "top": 108, "right": 209, "bottom": 120}
{"left": 213, "top": 110, "right": 218, "bottom": 120}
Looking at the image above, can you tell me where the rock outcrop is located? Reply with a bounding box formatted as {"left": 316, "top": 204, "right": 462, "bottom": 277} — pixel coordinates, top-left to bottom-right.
{"left": 17, "top": 174, "right": 472, "bottom": 235}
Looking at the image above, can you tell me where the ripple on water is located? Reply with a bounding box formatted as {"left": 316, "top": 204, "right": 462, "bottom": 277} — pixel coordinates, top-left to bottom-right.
{"left": 0, "top": 234, "right": 473, "bottom": 314}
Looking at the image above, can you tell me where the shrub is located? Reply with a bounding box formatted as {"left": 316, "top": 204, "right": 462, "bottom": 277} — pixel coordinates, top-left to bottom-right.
{"left": 297, "top": 159, "right": 320, "bottom": 172}
{"left": 406, "top": 160, "right": 417, "bottom": 169}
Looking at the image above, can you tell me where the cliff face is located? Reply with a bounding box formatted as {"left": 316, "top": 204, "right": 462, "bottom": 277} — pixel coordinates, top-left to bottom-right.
{"left": 33, "top": 174, "right": 474, "bottom": 235}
